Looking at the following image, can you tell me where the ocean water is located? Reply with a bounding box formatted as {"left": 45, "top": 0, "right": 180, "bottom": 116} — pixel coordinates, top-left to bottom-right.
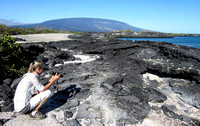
{"left": 118, "top": 36, "right": 200, "bottom": 48}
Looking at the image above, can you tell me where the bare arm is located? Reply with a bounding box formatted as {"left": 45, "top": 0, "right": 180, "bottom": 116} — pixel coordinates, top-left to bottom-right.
{"left": 43, "top": 73, "right": 60, "bottom": 91}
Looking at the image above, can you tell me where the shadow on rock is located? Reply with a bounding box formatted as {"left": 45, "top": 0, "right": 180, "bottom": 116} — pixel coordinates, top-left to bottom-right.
{"left": 40, "top": 85, "right": 81, "bottom": 114}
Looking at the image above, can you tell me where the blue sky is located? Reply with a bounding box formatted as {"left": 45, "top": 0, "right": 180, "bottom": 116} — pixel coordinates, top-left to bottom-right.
{"left": 0, "top": 0, "right": 200, "bottom": 33}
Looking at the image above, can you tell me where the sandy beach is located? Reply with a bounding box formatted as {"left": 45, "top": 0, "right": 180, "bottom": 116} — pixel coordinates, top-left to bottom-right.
{"left": 11, "top": 33, "right": 73, "bottom": 43}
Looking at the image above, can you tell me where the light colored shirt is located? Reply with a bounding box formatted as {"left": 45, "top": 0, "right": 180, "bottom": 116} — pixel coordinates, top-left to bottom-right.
{"left": 14, "top": 72, "right": 44, "bottom": 112}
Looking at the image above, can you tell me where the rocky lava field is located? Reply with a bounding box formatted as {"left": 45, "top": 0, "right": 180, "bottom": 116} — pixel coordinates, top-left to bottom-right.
{"left": 1, "top": 33, "right": 200, "bottom": 126}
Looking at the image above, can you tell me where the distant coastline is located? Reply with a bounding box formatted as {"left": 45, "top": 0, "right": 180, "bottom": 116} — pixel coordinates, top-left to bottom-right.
{"left": 109, "top": 31, "right": 200, "bottom": 39}
{"left": 118, "top": 36, "right": 200, "bottom": 48}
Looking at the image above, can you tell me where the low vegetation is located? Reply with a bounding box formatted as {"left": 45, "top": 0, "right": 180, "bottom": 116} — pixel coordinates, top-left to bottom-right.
{"left": 0, "top": 24, "right": 82, "bottom": 35}
{"left": 167, "top": 33, "right": 190, "bottom": 36}
{"left": 118, "top": 29, "right": 132, "bottom": 32}
{"left": 0, "top": 35, "right": 30, "bottom": 83}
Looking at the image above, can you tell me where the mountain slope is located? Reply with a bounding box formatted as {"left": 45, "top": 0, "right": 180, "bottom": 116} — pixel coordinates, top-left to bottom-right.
{"left": 12, "top": 18, "right": 144, "bottom": 32}
{"left": 0, "top": 19, "right": 26, "bottom": 26}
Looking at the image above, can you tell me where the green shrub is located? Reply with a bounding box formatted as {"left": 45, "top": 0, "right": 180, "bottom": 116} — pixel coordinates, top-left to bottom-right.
{"left": 167, "top": 33, "right": 188, "bottom": 36}
{"left": 0, "top": 35, "right": 29, "bottom": 83}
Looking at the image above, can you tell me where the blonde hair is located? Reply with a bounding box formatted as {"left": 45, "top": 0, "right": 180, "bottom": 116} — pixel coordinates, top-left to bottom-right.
{"left": 28, "top": 60, "right": 44, "bottom": 73}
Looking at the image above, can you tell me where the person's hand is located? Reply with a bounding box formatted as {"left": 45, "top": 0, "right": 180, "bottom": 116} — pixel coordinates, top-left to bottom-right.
{"left": 49, "top": 73, "right": 60, "bottom": 82}
{"left": 43, "top": 73, "right": 61, "bottom": 91}
{"left": 53, "top": 73, "right": 61, "bottom": 81}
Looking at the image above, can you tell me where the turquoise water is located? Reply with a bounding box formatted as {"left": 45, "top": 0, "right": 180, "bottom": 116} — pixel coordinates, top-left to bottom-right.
{"left": 118, "top": 36, "right": 200, "bottom": 48}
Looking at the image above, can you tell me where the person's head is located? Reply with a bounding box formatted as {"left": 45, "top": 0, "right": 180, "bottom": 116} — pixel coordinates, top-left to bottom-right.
{"left": 28, "top": 60, "right": 44, "bottom": 74}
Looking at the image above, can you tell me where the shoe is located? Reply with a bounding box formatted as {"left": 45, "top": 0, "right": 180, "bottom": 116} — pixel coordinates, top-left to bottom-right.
{"left": 29, "top": 111, "right": 46, "bottom": 119}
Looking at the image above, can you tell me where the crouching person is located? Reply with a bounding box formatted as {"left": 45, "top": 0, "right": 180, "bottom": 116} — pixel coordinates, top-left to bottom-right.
{"left": 14, "top": 60, "right": 60, "bottom": 119}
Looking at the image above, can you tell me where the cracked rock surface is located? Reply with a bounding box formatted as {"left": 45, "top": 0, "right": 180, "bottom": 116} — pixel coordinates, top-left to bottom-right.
{"left": 2, "top": 33, "right": 200, "bottom": 126}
